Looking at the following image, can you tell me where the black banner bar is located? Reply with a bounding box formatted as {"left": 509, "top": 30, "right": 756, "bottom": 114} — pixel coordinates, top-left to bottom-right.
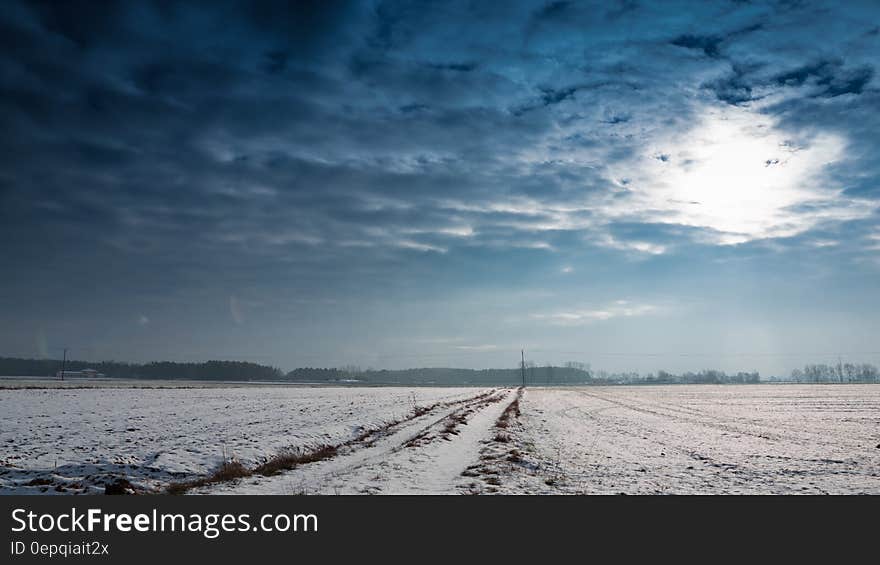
{"left": 1, "top": 495, "right": 877, "bottom": 563}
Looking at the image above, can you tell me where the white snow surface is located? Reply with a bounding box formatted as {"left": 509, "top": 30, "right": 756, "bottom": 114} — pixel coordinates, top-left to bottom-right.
{"left": 480, "top": 385, "right": 880, "bottom": 494}
{"left": 0, "top": 384, "right": 488, "bottom": 494}
{"left": 204, "top": 388, "right": 514, "bottom": 494}
{"left": 3, "top": 383, "right": 879, "bottom": 495}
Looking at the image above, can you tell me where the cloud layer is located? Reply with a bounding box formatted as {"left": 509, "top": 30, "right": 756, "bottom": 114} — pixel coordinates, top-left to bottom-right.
{"left": 1, "top": 1, "right": 878, "bottom": 372}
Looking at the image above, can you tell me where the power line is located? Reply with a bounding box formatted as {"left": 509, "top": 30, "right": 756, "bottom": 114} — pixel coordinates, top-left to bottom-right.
{"left": 60, "top": 347, "right": 67, "bottom": 381}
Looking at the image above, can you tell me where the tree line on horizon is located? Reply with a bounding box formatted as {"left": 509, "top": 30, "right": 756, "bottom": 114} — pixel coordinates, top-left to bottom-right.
{"left": 1, "top": 356, "right": 877, "bottom": 384}
{"left": 790, "top": 363, "right": 879, "bottom": 383}
{"left": 0, "top": 357, "right": 284, "bottom": 381}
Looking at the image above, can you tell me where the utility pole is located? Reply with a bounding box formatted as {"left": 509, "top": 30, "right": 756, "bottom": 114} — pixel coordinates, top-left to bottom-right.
{"left": 60, "top": 348, "right": 68, "bottom": 381}
{"left": 521, "top": 349, "right": 526, "bottom": 387}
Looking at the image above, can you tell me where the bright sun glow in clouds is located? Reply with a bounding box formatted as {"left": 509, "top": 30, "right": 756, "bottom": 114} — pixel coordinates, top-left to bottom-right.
{"left": 614, "top": 107, "right": 871, "bottom": 245}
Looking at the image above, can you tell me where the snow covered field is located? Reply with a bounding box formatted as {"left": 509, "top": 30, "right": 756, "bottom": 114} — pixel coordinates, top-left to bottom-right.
{"left": 0, "top": 383, "right": 494, "bottom": 494}
{"left": 480, "top": 385, "right": 880, "bottom": 494}
{"left": 2, "top": 382, "right": 878, "bottom": 495}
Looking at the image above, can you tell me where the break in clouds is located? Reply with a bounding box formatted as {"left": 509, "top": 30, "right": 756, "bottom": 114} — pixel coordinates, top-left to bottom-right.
{"left": 0, "top": 1, "right": 878, "bottom": 373}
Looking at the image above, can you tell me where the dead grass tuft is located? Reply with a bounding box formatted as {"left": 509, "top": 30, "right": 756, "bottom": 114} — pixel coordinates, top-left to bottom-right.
{"left": 495, "top": 387, "right": 523, "bottom": 430}
{"left": 166, "top": 459, "right": 252, "bottom": 494}
{"left": 253, "top": 445, "right": 338, "bottom": 477}
{"left": 212, "top": 460, "right": 252, "bottom": 481}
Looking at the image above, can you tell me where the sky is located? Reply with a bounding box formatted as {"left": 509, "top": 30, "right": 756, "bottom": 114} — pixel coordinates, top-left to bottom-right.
{"left": 1, "top": 0, "right": 879, "bottom": 376}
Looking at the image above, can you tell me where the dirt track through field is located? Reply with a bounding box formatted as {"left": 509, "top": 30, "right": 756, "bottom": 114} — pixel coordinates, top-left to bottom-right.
{"left": 204, "top": 388, "right": 514, "bottom": 494}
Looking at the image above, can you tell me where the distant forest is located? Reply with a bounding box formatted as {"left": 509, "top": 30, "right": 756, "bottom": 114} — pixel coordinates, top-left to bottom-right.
{"left": 788, "top": 363, "right": 879, "bottom": 383}
{"left": 0, "top": 357, "right": 283, "bottom": 381}
{"left": 1, "top": 356, "right": 877, "bottom": 385}
{"left": 288, "top": 365, "right": 594, "bottom": 385}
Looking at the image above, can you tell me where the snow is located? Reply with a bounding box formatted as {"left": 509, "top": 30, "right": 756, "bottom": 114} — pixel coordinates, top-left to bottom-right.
{"left": 481, "top": 385, "right": 880, "bottom": 494}
{"left": 204, "top": 388, "right": 514, "bottom": 494}
{"left": 0, "top": 383, "right": 486, "bottom": 494}
{"left": 3, "top": 382, "right": 878, "bottom": 495}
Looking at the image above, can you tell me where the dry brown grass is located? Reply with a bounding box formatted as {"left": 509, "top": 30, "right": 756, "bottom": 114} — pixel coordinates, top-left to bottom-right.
{"left": 441, "top": 412, "right": 469, "bottom": 436}
{"left": 495, "top": 386, "right": 523, "bottom": 429}
{"left": 253, "top": 445, "right": 338, "bottom": 477}
{"left": 166, "top": 460, "right": 252, "bottom": 494}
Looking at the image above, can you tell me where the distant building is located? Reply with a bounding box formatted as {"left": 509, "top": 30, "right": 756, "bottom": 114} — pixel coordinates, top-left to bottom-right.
{"left": 56, "top": 368, "right": 104, "bottom": 379}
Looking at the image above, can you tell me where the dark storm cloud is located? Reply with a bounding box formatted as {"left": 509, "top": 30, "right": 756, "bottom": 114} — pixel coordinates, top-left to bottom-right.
{"left": 671, "top": 34, "right": 725, "bottom": 58}
{"left": 705, "top": 63, "right": 762, "bottom": 105}
{"left": 773, "top": 60, "right": 874, "bottom": 97}
{"left": 1, "top": 0, "right": 879, "bottom": 366}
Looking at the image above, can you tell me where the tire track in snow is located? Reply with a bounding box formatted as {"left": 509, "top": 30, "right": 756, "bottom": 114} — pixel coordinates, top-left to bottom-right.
{"left": 572, "top": 388, "right": 785, "bottom": 442}
{"left": 202, "top": 389, "right": 513, "bottom": 494}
